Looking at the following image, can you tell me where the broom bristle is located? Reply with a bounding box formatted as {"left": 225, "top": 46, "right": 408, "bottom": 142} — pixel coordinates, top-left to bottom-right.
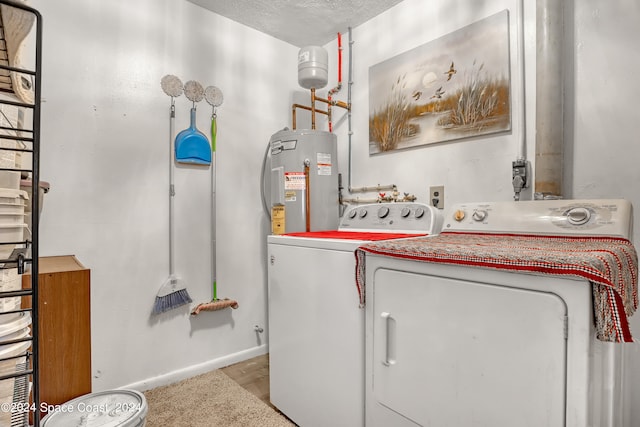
{"left": 191, "top": 298, "right": 238, "bottom": 315}
{"left": 152, "top": 288, "right": 193, "bottom": 314}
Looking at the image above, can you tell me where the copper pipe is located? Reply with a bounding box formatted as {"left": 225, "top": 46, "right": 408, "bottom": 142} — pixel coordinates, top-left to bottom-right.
{"left": 291, "top": 104, "right": 296, "bottom": 130}
{"left": 291, "top": 103, "right": 329, "bottom": 130}
{"left": 311, "top": 88, "right": 316, "bottom": 129}
{"left": 292, "top": 104, "right": 328, "bottom": 114}
{"left": 292, "top": 104, "right": 297, "bottom": 130}
{"left": 316, "top": 94, "right": 350, "bottom": 132}
{"left": 314, "top": 95, "right": 350, "bottom": 110}
{"left": 327, "top": 95, "right": 333, "bottom": 132}
{"left": 304, "top": 160, "right": 311, "bottom": 232}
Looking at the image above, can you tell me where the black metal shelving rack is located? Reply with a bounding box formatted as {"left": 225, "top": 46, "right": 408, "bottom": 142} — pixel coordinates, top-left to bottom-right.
{"left": 0, "top": 1, "right": 42, "bottom": 426}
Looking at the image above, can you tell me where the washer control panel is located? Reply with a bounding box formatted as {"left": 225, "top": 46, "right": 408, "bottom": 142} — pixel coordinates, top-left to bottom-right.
{"left": 445, "top": 199, "right": 633, "bottom": 239}
{"left": 340, "top": 203, "right": 443, "bottom": 234}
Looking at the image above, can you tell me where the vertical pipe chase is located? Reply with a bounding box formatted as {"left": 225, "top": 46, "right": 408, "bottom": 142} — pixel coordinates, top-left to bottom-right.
{"left": 535, "top": 0, "right": 565, "bottom": 197}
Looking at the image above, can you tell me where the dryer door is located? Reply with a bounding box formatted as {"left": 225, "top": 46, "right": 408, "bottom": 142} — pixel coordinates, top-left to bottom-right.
{"left": 370, "top": 268, "right": 567, "bottom": 427}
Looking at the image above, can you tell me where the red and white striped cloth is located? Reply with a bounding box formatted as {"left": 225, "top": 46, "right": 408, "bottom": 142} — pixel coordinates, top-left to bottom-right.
{"left": 284, "top": 230, "right": 427, "bottom": 241}
{"left": 355, "top": 232, "right": 638, "bottom": 343}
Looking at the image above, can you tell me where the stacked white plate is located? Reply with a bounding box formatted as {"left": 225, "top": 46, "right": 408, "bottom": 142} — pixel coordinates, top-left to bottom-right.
{"left": 0, "top": 312, "right": 31, "bottom": 427}
{"left": 0, "top": 188, "right": 28, "bottom": 260}
{"left": 0, "top": 268, "right": 21, "bottom": 320}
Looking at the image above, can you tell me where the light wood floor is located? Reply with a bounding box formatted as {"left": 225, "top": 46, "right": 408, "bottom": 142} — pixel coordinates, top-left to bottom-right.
{"left": 222, "top": 353, "right": 298, "bottom": 425}
{"left": 221, "top": 353, "right": 272, "bottom": 408}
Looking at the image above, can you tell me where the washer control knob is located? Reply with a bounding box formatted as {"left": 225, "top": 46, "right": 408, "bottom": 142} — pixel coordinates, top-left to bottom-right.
{"left": 472, "top": 209, "right": 488, "bottom": 222}
{"left": 359, "top": 209, "right": 368, "bottom": 219}
{"left": 348, "top": 209, "right": 357, "bottom": 219}
{"left": 378, "top": 206, "right": 390, "bottom": 218}
{"left": 454, "top": 210, "right": 466, "bottom": 221}
{"left": 400, "top": 207, "right": 411, "bottom": 218}
{"left": 566, "top": 207, "right": 591, "bottom": 225}
{"left": 415, "top": 208, "right": 425, "bottom": 219}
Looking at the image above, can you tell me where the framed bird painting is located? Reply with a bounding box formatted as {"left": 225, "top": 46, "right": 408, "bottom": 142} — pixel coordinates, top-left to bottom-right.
{"left": 368, "top": 10, "right": 511, "bottom": 154}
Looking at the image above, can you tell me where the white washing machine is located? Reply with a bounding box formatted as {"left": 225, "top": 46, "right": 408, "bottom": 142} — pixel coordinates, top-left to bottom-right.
{"left": 267, "top": 202, "right": 443, "bottom": 427}
{"left": 357, "top": 199, "right": 637, "bottom": 427}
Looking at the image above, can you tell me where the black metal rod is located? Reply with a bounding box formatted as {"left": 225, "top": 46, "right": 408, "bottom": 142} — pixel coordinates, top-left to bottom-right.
{"left": 0, "top": 370, "right": 34, "bottom": 382}
{"left": 0, "top": 124, "right": 33, "bottom": 133}
{"left": 0, "top": 289, "right": 34, "bottom": 298}
{"left": 0, "top": 1, "right": 44, "bottom": 425}
{"left": 0, "top": 133, "right": 35, "bottom": 141}
{"left": 32, "top": 4, "right": 43, "bottom": 426}
{"left": 0, "top": 63, "right": 36, "bottom": 75}
{"left": 0, "top": 335, "right": 33, "bottom": 346}
{"left": 0, "top": 166, "right": 28, "bottom": 172}
{"left": 0, "top": 97, "right": 34, "bottom": 109}
{"left": 0, "top": 146, "right": 34, "bottom": 153}
{"left": 0, "top": 240, "right": 30, "bottom": 246}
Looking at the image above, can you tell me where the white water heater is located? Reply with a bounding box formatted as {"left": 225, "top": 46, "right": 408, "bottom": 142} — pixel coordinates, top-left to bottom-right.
{"left": 269, "top": 129, "right": 338, "bottom": 234}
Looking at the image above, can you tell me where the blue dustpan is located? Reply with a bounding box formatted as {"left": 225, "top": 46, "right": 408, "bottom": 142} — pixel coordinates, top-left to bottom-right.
{"left": 175, "top": 107, "right": 212, "bottom": 165}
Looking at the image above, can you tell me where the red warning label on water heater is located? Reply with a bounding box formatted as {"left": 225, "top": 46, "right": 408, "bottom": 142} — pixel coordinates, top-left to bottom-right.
{"left": 284, "top": 172, "right": 306, "bottom": 190}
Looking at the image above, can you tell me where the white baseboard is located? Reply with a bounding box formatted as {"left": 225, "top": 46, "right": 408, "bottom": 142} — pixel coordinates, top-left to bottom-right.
{"left": 119, "top": 344, "right": 268, "bottom": 392}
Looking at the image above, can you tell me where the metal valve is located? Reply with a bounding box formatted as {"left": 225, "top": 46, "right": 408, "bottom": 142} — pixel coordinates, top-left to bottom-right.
{"left": 512, "top": 158, "right": 528, "bottom": 201}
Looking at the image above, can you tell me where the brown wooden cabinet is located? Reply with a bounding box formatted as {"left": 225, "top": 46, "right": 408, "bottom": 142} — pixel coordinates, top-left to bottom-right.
{"left": 22, "top": 255, "right": 91, "bottom": 408}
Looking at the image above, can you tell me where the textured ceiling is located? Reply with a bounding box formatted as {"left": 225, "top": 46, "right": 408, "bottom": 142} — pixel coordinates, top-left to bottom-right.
{"left": 187, "top": 0, "right": 405, "bottom": 47}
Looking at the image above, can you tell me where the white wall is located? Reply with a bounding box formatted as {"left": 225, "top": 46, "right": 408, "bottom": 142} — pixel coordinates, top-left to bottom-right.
{"left": 25, "top": 0, "right": 640, "bottom": 418}
{"left": 324, "top": 0, "right": 536, "bottom": 207}
{"left": 30, "top": 0, "right": 299, "bottom": 390}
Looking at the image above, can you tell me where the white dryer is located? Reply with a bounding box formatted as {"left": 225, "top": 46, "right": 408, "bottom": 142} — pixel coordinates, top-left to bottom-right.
{"left": 357, "top": 199, "right": 637, "bottom": 427}
{"left": 267, "top": 202, "right": 442, "bottom": 427}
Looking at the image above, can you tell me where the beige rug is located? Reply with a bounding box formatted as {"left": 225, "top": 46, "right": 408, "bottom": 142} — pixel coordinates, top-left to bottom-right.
{"left": 144, "top": 369, "right": 296, "bottom": 427}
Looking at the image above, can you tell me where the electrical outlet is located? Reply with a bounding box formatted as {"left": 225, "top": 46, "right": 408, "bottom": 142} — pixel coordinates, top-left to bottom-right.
{"left": 430, "top": 185, "right": 444, "bottom": 209}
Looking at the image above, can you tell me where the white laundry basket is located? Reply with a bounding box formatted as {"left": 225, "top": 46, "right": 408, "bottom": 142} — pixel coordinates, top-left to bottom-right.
{"left": 20, "top": 179, "right": 49, "bottom": 241}
{"left": 40, "top": 389, "right": 148, "bottom": 427}
{"left": 0, "top": 188, "right": 27, "bottom": 205}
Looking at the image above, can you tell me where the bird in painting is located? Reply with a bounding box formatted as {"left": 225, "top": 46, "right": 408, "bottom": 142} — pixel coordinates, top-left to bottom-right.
{"left": 430, "top": 86, "right": 445, "bottom": 99}
{"left": 444, "top": 61, "right": 457, "bottom": 81}
{"left": 412, "top": 90, "right": 422, "bottom": 101}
